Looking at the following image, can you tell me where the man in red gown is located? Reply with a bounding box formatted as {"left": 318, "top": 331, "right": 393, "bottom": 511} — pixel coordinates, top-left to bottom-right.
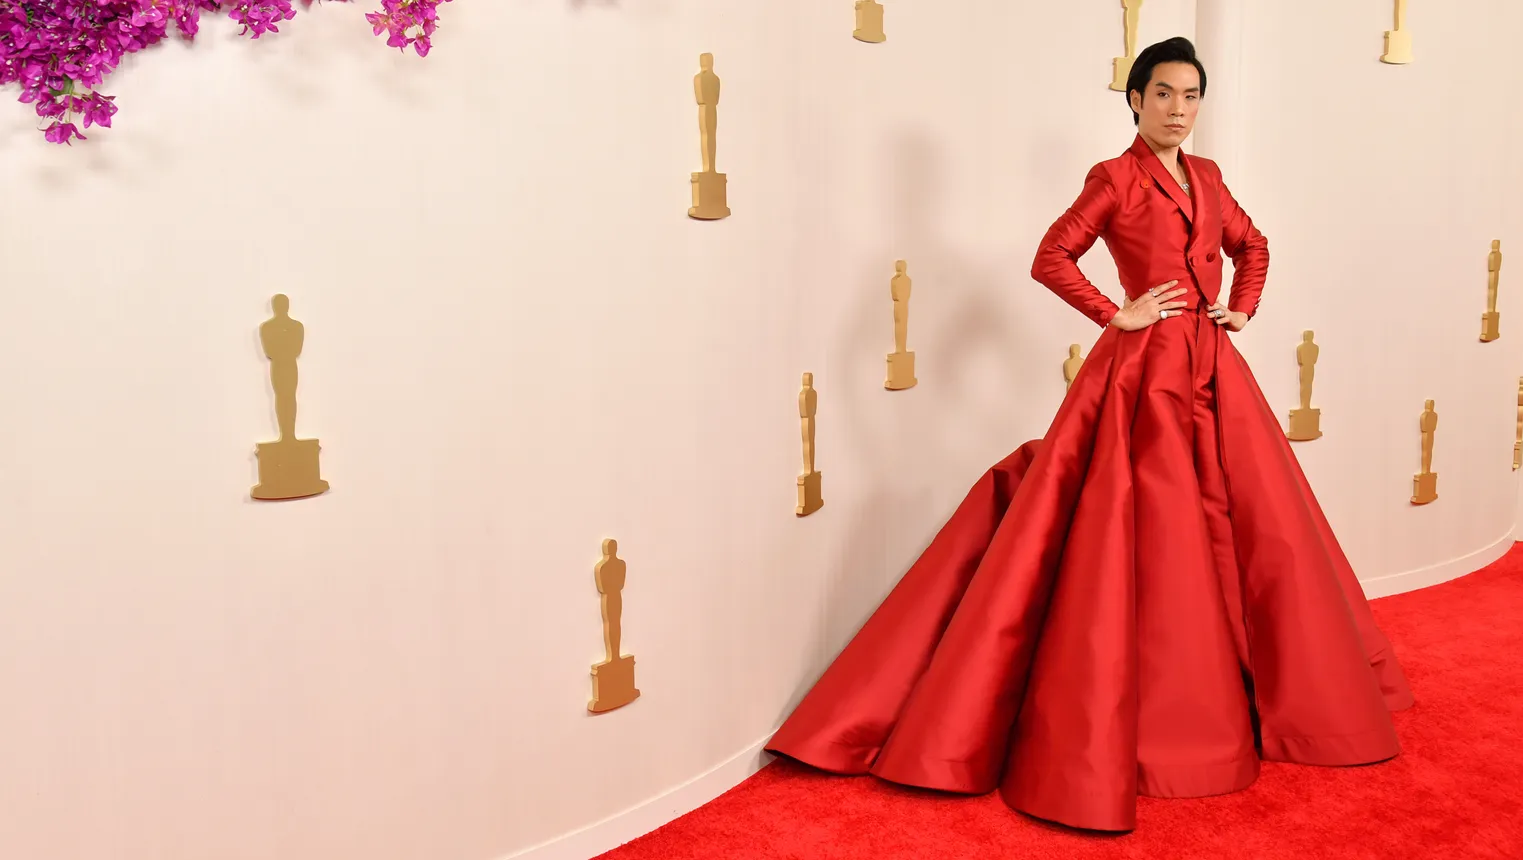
{"left": 764, "top": 37, "right": 1413, "bottom": 832}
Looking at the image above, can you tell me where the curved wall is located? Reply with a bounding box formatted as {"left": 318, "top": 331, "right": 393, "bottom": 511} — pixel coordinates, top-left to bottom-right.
{"left": 1195, "top": 0, "right": 1523, "bottom": 595}
{"left": 0, "top": 2, "right": 1516, "bottom": 859}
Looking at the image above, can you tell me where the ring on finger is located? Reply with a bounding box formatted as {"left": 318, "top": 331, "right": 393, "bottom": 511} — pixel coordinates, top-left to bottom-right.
{"left": 1159, "top": 309, "right": 1172, "bottom": 319}
{"left": 1149, "top": 289, "right": 1158, "bottom": 297}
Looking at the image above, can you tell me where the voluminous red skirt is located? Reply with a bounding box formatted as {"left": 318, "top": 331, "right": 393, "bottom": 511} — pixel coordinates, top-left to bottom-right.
{"left": 764, "top": 308, "right": 1414, "bottom": 832}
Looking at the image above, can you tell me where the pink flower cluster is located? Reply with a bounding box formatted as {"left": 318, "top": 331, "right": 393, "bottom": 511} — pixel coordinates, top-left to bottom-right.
{"left": 0, "top": 0, "right": 452, "bottom": 145}
{"left": 366, "top": 0, "right": 444, "bottom": 57}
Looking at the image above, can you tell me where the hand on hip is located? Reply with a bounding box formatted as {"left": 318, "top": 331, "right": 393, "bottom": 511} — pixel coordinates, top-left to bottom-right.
{"left": 1207, "top": 302, "right": 1249, "bottom": 331}
{"left": 1110, "top": 281, "right": 1189, "bottom": 331}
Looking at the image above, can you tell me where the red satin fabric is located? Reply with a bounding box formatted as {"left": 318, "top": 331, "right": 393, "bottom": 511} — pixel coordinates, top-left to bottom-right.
{"left": 764, "top": 136, "right": 1413, "bottom": 832}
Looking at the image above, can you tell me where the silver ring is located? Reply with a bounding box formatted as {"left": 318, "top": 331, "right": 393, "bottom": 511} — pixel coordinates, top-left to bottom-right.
{"left": 1149, "top": 289, "right": 1158, "bottom": 297}
{"left": 1159, "top": 310, "right": 1172, "bottom": 319}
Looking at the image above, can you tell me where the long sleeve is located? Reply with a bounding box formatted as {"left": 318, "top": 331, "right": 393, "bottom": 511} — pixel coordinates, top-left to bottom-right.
{"left": 1031, "top": 166, "right": 1122, "bottom": 328}
{"left": 1218, "top": 179, "right": 1270, "bottom": 319}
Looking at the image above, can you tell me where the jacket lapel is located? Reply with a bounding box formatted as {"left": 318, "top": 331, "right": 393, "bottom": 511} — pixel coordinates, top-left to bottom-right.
{"left": 1180, "top": 153, "right": 1217, "bottom": 255}
{"left": 1128, "top": 134, "right": 1193, "bottom": 227}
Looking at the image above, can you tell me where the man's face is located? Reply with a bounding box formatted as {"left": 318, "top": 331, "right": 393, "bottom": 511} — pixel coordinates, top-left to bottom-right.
{"left": 1130, "top": 61, "right": 1201, "bottom": 149}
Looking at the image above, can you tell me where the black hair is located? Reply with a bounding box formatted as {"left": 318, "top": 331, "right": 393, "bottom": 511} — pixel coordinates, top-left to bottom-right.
{"left": 1125, "top": 37, "right": 1207, "bottom": 126}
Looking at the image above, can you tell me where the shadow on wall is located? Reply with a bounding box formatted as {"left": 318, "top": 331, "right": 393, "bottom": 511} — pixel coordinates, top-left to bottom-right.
{"left": 888, "top": 129, "right": 1050, "bottom": 432}
{"left": 775, "top": 127, "right": 1043, "bottom": 723}
{"left": 246, "top": 6, "right": 437, "bottom": 108}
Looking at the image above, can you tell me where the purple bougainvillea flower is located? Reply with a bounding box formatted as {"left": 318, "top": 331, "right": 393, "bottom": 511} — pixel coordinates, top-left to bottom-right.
{"left": 0, "top": 0, "right": 453, "bottom": 144}
{"left": 82, "top": 93, "right": 119, "bottom": 129}
{"left": 43, "top": 119, "right": 85, "bottom": 144}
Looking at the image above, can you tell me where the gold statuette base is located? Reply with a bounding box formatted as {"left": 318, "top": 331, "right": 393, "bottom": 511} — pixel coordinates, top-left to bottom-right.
{"left": 1109, "top": 57, "right": 1133, "bottom": 92}
{"left": 1481, "top": 311, "right": 1500, "bottom": 342}
{"left": 1381, "top": 30, "right": 1413, "bottom": 65}
{"left": 797, "top": 470, "right": 823, "bottom": 517}
{"left": 853, "top": 1, "right": 885, "bottom": 42}
{"left": 1411, "top": 471, "right": 1438, "bottom": 505}
{"left": 885, "top": 351, "right": 917, "bottom": 390}
{"left": 251, "top": 438, "right": 330, "bottom": 501}
{"left": 1514, "top": 441, "right": 1521, "bottom": 471}
{"left": 1287, "top": 407, "right": 1322, "bottom": 441}
{"left": 589, "top": 654, "right": 640, "bottom": 713}
{"left": 688, "top": 171, "right": 731, "bottom": 220}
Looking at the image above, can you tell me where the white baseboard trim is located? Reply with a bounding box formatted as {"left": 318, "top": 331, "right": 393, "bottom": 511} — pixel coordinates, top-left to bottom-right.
{"left": 501, "top": 729, "right": 779, "bottom": 860}
{"left": 500, "top": 537, "right": 1516, "bottom": 860}
{"left": 1360, "top": 533, "right": 1516, "bottom": 599}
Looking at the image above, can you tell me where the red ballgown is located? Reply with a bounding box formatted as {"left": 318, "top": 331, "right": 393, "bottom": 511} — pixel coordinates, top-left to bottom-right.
{"left": 764, "top": 136, "right": 1414, "bottom": 832}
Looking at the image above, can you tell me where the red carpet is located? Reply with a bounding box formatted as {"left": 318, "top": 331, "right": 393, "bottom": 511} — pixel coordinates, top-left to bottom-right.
{"left": 596, "top": 546, "right": 1523, "bottom": 859}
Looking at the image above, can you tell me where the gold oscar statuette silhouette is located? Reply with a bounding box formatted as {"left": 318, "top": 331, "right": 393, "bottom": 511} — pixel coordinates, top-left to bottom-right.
{"left": 1063, "top": 344, "right": 1085, "bottom": 390}
{"left": 688, "top": 53, "right": 731, "bottom": 221}
{"left": 1513, "top": 378, "right": 1522, "bottom": 471}
{"left": 1411, "top": 399, "right": 1438, "bottom": 505}
{"left": 853, "top": 0, "right": 886, "bottom": 43}
{"left": 1481, "top": 239, "right": 1502, "bottom": 342}
{"left": 1287, "top": 330, "right": 1323, "bottom": 441}
{"left": 251, "top": 294, "right": 330, "bottom": 501}
{"left": 1381, "top": 0, "right": 1413, "bottom": 64}
{"left": 885, "top": 261, "right": 917, "bottom": 390}
{"left": 589, "top": 538, "right": 640, "bottom": 714}
{"left": 797, "top": 373, "right": 824, "bottom": 516}
{"left": 1110, "top": 0, "right": 1144, "bottom": 92}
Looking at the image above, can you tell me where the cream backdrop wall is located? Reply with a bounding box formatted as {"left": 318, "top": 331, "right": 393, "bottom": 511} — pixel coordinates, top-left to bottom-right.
{"left": 1194, "top": 0, "right": 1523, "bottom": 593}
{"left": 0, "top": 2, "right": 1517, "bottom": 859}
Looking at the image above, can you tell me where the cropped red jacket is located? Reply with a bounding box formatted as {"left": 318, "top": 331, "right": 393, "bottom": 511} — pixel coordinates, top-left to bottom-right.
{"left": 1031, "top": 134, "right": 1270, "bottom": 327}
